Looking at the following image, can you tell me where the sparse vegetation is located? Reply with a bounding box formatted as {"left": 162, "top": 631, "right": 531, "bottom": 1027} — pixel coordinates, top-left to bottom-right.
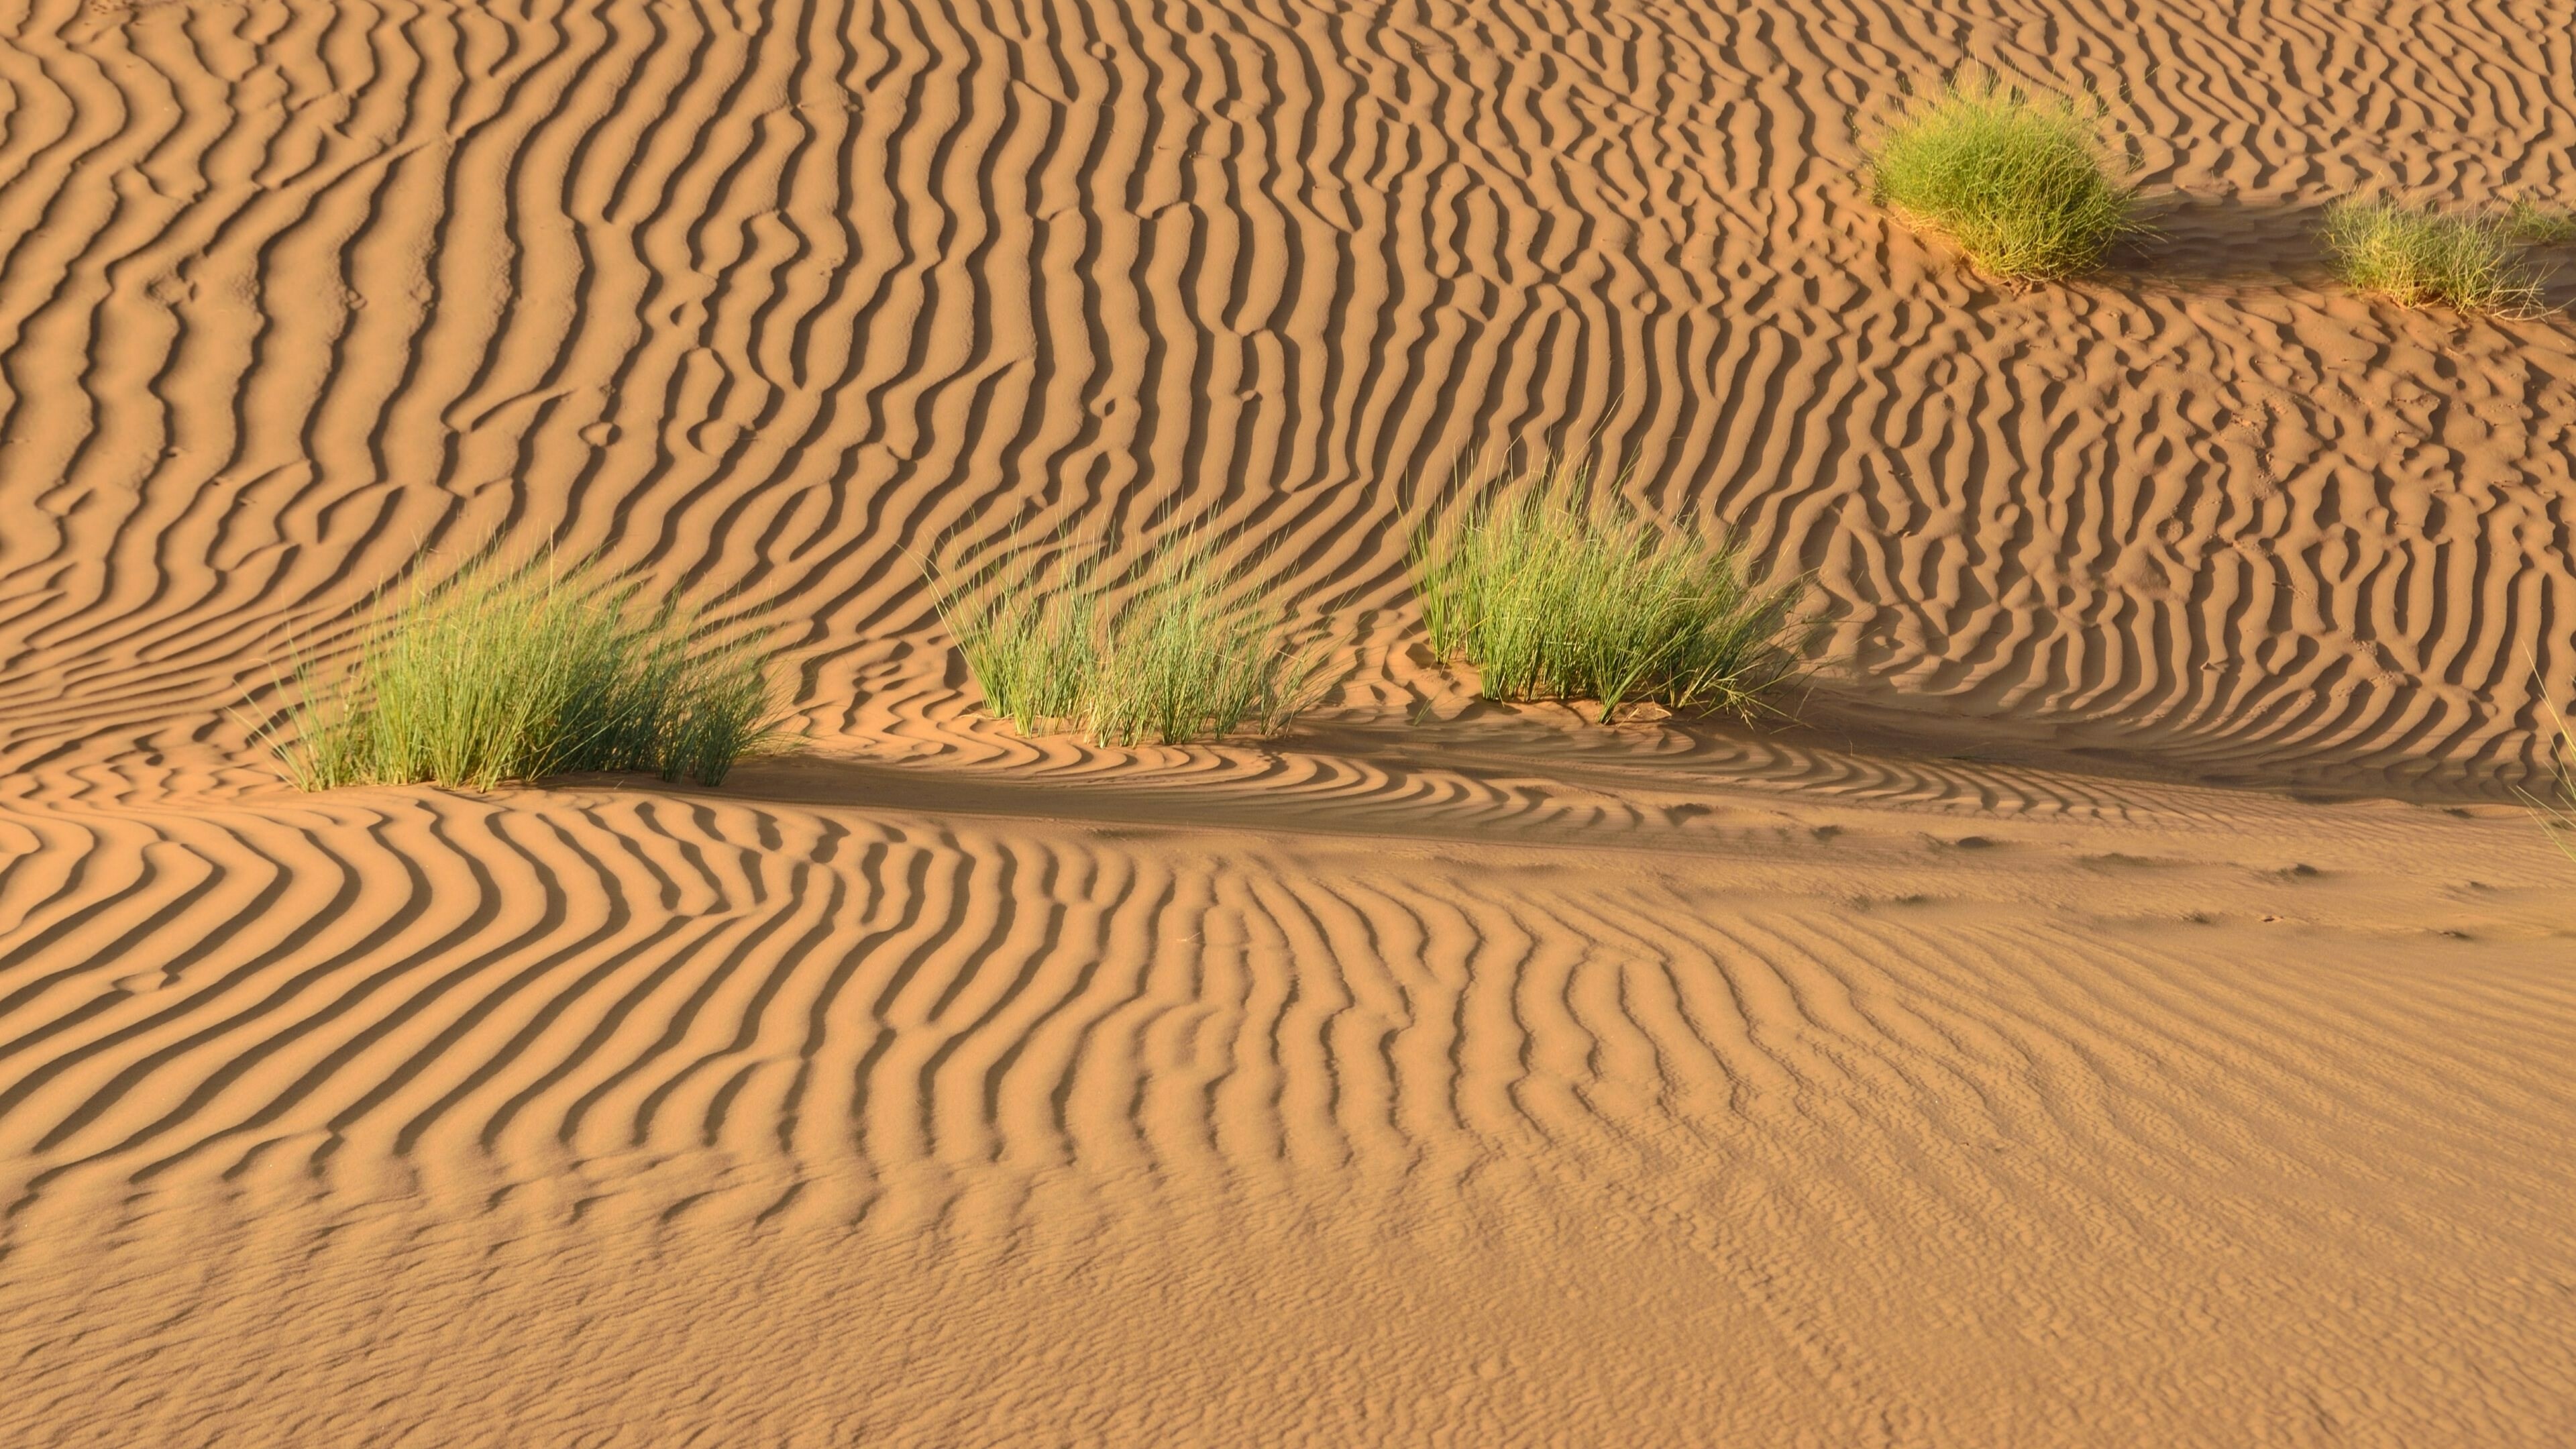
{"left": 943, "top": 559, "right": 1099, "bottom": 737}
{"left": 1868, "top": 72, "right": 2141, "bottom": 282}
{"left": 1411, "top": 457, "right": 1807, "bottom": 722}
{"left": 933, "top": 535, "right": 1320, "bottom": 746}
{"left": 2505, "top": 199, "right": 2576, "bottom": 246}
{"left": 2524, "top": 694, "right": 2576, "bottom": 863}
{"left": 2321, "top": 199, "right": 2548, "bottom": 315}
{"left": 273, "top": 559, "right": 777, "bottom": 792}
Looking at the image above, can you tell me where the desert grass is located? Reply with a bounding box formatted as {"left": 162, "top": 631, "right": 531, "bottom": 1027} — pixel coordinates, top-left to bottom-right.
{"left": 1868, "top": 72, "right": 2140, "bottom": 282}
{"left": 936, "top": 545, "right": 1101, "bottom": 737}
{"left": 2522, "top": 693, "right": 2576, "bottom": 863}
{"left": 933, "top": 535, "right": 1319, "bottom": 746}
{"left": 2322, "top": 199, "right": 2548, "bottom": 314}
{"left": 1411, "top": 458, "right": 1807, "bottom": 722}
{"left": 2506, "top": 199, "right": 2576, "bottom": 246}
{"left": 274, "top": 559, "right": 777, "bottom": 792}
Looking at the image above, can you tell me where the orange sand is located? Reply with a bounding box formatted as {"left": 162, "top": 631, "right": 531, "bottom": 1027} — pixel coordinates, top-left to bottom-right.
{"left": 4, "top": 0, "right": 2575, "bottom": 1440}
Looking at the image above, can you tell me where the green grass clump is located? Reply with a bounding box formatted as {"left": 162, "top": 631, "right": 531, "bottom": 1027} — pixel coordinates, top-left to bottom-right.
{"left": 1868, "top": 74, "right": 2140, "bottom": 282}
{"left": 934, "top": 536, "right": 1318, "bottom": 746}
{"left": 944, "top": 573, "right": 1098, "bottom": 736}
{"left": 274, "top": 560, "right": 777, "bottom": 792}
{"left": 1411, "top": 459, "right": 1807, "bottom": 722}
{"left": 2321, "top": 199, "right": 2547, "bottom": 314}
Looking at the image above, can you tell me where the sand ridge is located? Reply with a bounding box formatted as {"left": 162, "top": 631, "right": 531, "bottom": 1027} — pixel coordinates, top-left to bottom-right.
{"left": 2, "top": 758, "right": 2573, "bottom": 1442}
{"left": 3, "top": 0, "right": 2576, "bottom": 1439}
{"left": 0, "top": 0, "right": 2573, "bottom": 795}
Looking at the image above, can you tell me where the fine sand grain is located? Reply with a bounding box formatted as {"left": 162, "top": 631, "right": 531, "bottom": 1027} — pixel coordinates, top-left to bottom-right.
{"left": 3, "top": 0, "right": 2575, "bottom": 1440}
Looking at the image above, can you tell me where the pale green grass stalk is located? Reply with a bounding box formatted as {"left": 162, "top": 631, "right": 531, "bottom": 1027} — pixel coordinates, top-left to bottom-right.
{"left": 275, "top": 560, "right": 777, "bottom": 791}
{"left": 2322, "top": 199, "right": 2546, "bottom": 315}
{"left": 933, "top": 545, "right": 1101, "bottom": 735}
{"left": 1868, "top": 72, "right": 2140, "bottom": 282}
{"left": 1412, "top": 458, "right": 1807, "bottom": 722}
{"left": 1083, "top": 543, "right": 1318, "bottom": 747}
{"left": 930, "top": 534, "right": 1320, "bottom": 746}
{"left": 2504, "top": 199, "right": 2576, "bottom": 246}
{"left": 2522, "top": 693, "right": 2576, "bottom": 863}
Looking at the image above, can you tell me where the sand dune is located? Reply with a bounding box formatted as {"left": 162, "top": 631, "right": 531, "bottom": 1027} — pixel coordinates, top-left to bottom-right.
{"left": 1, "top": 0, "right": 2573, "bottom": 794}
{"left": 4, "top": 0, "right": 2576, "bottom": 1438}
{"left": 3, "top": 763, "right": 2573, "bottom": 1442}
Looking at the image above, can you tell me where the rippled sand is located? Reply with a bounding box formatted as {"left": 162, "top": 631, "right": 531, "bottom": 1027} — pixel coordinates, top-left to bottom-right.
{"left": 3, "top": 0, "right": 2575, "bottom": 1440}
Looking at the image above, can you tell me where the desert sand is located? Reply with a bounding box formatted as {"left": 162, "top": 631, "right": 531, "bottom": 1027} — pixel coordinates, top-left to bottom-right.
{"left": 3, "top": 0, "right": 2575, "bottom": 1441}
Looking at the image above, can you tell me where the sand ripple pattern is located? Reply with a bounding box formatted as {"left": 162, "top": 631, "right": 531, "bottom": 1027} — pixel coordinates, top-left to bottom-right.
{"left": 2, "top": 0, "right": 2575, "bottom": 794}
{"left": 2, "top": 786, "right": 2573, "bottom": 1442}
{"left": 0, "top": 786, "right": 2562, "bottom": 1214}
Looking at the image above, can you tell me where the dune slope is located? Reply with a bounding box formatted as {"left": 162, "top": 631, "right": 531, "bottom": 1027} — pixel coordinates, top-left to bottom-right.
{"left": 0, "top": 0, "right": 2572, "bottom": 791}
{"left": 2, "top": 0, "right": 2575, "bottom": 1440}
{"left": 3, "top": 757, "right": 2575, "bottom": 1444}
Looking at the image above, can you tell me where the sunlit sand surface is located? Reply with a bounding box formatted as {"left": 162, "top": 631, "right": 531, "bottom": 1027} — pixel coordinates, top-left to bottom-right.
{"left": 4, "top": 0, "right": 2575, "bottom": 1438}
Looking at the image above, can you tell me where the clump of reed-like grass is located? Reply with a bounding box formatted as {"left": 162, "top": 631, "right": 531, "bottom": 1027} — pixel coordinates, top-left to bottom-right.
{"left": 942, "top": 564, "right": 1099, "bottom": 737}
{"left": 1868, "top": 72, "right": 2140, "bottom": 282}
{"left": 1410, "top": 459, "right": 1807, "bottom": 722}
{"left": 274, "top": 560, "right": 777, "bottom": 792}
{"left": 932, "top": 535, "right": 1319, "bottom": 746}
{"left": 2321, "top": 199, "right": 2548, "bottom": 315}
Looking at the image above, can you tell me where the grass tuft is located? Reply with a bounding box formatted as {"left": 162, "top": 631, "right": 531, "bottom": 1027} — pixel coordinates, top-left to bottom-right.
{"left": 273, "top": 559, "right": 778, "bottom": 792}
{"left": 2522, "top": 692, "right": 2576, "bottom": 863}
{"left": 932, "top": 534, "right": 1320, "bottom": 746}
{"left": 1082, "top": 547, "right": 1317, "bottom": 747}
{"left": 2321, "top": 199, "right": 2548, "bottom": 314}
{"left": 938, "top": 548, "right": 1101, "bottom": 737}
{"left": 2505, "top": 199, "right": 2576, "bottom": 247}
{"left": 1868, "top": 72, "right": 2140, "bottom": 282}
{"left": 1411, "top": 457, "right": 1808, "bottom": 722}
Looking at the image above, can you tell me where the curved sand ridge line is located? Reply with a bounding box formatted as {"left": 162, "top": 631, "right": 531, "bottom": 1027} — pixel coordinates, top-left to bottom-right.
{"left": 5, "top": 0, "right": 2576, "bottom": 1436}
{"left": 1, "top": 782, "right": 2572, "bottom": 1440}
{"left": 767, "top": 712, "right": 2429, "bottom": 842}
{"left": 1, "top": 0, "right": 2574, "bottom": 794}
